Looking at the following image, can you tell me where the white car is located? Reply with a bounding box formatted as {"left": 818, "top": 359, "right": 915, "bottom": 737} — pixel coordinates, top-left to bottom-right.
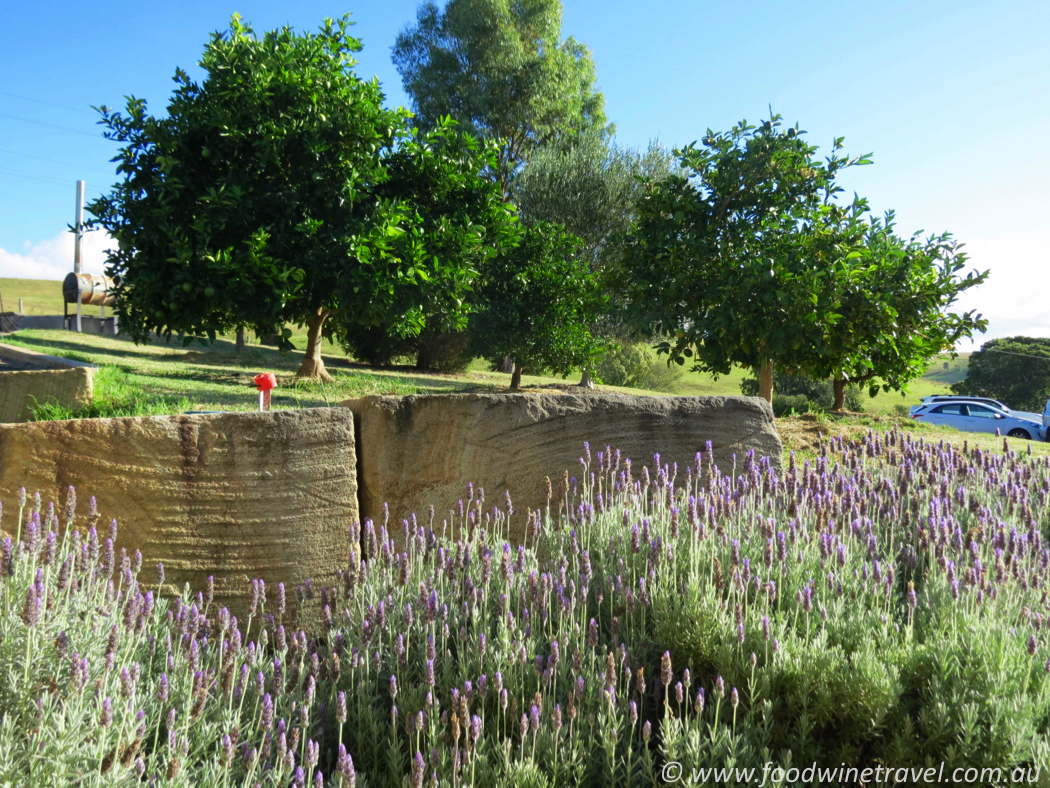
{"left": 911, "top": 399, "right": 1044, "bottom": 441}
{"left": 909, "top": 395, "right": 1040, "bottom": 422}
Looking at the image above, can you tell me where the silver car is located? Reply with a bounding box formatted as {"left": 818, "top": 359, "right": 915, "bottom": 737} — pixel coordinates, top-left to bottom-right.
{"left": 911, "top": 400, "right": 1044, "bottom": 441}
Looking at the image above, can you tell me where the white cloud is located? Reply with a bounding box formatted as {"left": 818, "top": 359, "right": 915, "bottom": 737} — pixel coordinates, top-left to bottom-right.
{"left": 0, "top": 228, "right": 113, "bottom": 280}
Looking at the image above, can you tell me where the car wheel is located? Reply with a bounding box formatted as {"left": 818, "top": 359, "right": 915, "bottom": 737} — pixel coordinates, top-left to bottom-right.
{"left": 1007, "top": 428, "right": 1031, "bottom": 440}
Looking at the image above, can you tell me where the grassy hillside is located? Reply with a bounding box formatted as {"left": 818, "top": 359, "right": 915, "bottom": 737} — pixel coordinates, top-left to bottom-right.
{"left": 0, "top": 277, "right": 70, "bottom": 315}
{"left": 1, "top": 276, "right": 977, "bottom": 415}
{"left": 3, "top": 328, "right": 1042, "bottom": 464}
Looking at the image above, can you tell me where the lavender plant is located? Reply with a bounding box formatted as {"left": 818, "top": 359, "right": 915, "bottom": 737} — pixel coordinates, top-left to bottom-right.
{"left": 1, "top": 430, "right": 1049, "bottom": 786}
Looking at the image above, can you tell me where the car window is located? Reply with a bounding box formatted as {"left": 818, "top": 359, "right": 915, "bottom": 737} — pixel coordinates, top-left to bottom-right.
{"left": 932, "top": 404, "right": 965, "bottom": 415}
{"left": 968, "top": 405, "right": 997, "bottom": 418}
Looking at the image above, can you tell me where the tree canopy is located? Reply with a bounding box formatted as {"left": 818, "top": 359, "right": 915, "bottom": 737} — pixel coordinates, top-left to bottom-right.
{"left": 469, "top": 223, "right": 605, "bottom": 389}
{"left": 89, "top": 15, "right": 514, "bottom": 379}
{"left": 952, "top": 337, "right": 1050, "bottom": 412}
{"left": 511, "top": 132, "right": 674, "bottom": 273}
{"left": 615, "top": 115, "right": 870, "bottom": 401}
{"left": 808, "top": 213, "right": 987, "bottom": 408}
{"left": 393, "top": 0, "right": 608, "bottom": 196}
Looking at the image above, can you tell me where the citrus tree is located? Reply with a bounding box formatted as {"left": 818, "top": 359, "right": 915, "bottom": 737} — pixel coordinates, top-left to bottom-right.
{"left": 90, "top": 15, "right": 513, "bottom": 380}
{"left": 616, "top": 115, "right": 871, "bottom": 401}
{"left": 810, "top": 213, "right": 988, "bottom": 409}
{"left": 470, "top": 223, "right": 605, "bottom": 389}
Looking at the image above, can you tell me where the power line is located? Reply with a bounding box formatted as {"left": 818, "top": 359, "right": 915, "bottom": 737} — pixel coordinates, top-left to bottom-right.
{"left": 0, "top": 113, "right": 100, "bottom": 139}
{"left": 0, "top": 166, "right": 73, "bottom": 187}
{"left": 0, "top": 90, "right": 98, "bottom": 116}
{"left": 0, "top": 147, "right": 114, "bottom": 177}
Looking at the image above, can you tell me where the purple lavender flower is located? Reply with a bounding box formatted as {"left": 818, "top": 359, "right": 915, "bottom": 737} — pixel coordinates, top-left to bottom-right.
{"left": 529, "top": 704, "right": 540, "bottom": 732}
{"left": 390, "top": 674, "right": 398, "bottom": 699}
{"left": 99, "top": 697, "right": 113, "bottom": 728}
{"left": 695, "top": 688, "right": 705, "bottom": 714}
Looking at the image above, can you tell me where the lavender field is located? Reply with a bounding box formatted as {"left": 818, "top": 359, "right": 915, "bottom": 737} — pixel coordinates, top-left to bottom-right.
{"left": 1, "top": 431, "right": 1049, "bottom": 786}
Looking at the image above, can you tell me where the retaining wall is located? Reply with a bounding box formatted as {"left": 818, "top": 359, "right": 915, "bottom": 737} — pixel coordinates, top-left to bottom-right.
{"left": 0, "top": 408, "right": 358, "bottom": 615}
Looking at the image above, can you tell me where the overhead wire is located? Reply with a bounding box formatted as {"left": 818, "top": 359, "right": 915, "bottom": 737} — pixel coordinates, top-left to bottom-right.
{"left": 0, "top": 166, "right": 73, "bottom": 187}
{"left": 983, "top": 348, "right": 1050, "bottom": 363}
{"left": 0, "top": 90, "right": 98, "bottom": 116}
{"left": 0, "top": 112, "right": 100, "bottom": 138}
{"left": 0, "top": 147, "right": 114, "bottom": 177}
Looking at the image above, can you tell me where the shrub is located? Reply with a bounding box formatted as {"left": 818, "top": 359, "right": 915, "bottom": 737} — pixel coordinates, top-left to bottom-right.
{"left": 771, "top": 393, "right": 812, "bottom": 416}
{"left": 2, "top": 432, "right": 1049, "bottom": 785}
{"left": 595, "top": 342, "right": 683, "bottom": 392}
{"left": 742, "top": 371, "right": 864, "bottom": 412}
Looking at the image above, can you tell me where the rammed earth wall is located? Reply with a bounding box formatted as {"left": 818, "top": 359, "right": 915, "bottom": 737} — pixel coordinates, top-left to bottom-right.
{"left": 0, "top": 408, "right": 357, "bottom": 615}
{"left": 342, "top": 392, "right": 782, "bottom": 544}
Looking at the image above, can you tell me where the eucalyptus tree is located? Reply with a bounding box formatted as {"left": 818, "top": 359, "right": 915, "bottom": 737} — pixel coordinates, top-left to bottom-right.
{"left": 393, "top": 0, "right": 608, "bottom": 197}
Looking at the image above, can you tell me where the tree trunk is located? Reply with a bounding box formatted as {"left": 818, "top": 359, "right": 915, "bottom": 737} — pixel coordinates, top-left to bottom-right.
{"left": 510, "top": 364, "right": 523, "bottom": 391}
{"left": 833, "top": 379, "right": 847, "bottom": 411}
{"left": 579, "top": 369, "right": 594, "bottom": 389}
{"left": 758, "top": 360, "right": 774, "bottom": 403}
{"left": 296, "top": 307, "right": 333, "bottom": 380}
{"left": 235, "top": 327, "right": 245, "bottom": 354}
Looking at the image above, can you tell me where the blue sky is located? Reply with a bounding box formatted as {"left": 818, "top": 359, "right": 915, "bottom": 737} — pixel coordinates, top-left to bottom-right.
{"left": 1, "top": 0, "right": 1046, "bottom": 344}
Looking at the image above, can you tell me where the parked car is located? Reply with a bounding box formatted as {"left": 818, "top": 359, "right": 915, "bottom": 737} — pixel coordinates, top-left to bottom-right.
{"left": 911, "top": 400, "right": 1044, "bottom": 440}
{"left": 909, "top": 395, "right": 1009, "bottom": 415}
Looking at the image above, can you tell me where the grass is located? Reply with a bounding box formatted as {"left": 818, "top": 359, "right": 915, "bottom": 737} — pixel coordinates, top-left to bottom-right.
{"left": 0, "top": 329, "right": 605, "bottom": 415}
{"left": 0, "top": 277, "right": 83, "bottom": 316}
{"left": 2, "top": 276, "right": 974, "bottom": 415}
{"left": 0, "top": 329, "right": 1004, "bottom": 467}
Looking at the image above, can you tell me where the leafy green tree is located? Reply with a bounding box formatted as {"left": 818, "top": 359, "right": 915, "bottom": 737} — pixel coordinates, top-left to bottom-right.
{"left": 470, "top": 223, "right": 605, "bottom": 389}
{"left": 594, "top": 341, "right": 683, "bottom": 392}
{"left": 952, "top": 337, "right": 1050, "bottom": 412}
{"left": 512, "top": 132, "right": 674, "bottom": 270}
{"left": 809, "top": 213, "right": 987, "bottom": 409}
{"left": 393, "top": 0, "right": 608, "bottom": 196}
{"left": 337, "top": 122, "right": 519, "bottom": 370}
{"left": 616, "top": 115, "right": 871, "bottom": 402}
{"left": 91, "top": 16, "right": 513, "bottom": 381}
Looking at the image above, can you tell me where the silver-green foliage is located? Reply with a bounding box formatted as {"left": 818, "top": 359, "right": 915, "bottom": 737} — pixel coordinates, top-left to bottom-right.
{"left": 593, "top": 342, "right": 683, "bottom": 392}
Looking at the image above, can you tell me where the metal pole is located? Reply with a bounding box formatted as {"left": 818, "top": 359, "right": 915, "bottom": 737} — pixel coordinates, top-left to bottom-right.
{"left": 74, "top": 180, "right": 84, "bottom": 332}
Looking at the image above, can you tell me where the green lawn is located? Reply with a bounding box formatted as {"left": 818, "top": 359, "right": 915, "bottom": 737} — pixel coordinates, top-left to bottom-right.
{"left": 0, "top": 329, "right": 607, "bottom": 416}
{"left": 1, "top": 276, "right": 976, "bottom": 417}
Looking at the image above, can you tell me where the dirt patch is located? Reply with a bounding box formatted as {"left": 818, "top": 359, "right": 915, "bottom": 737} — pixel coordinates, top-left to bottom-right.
{"left": 776, "top": 412, "right": 907, "bottom": 456}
